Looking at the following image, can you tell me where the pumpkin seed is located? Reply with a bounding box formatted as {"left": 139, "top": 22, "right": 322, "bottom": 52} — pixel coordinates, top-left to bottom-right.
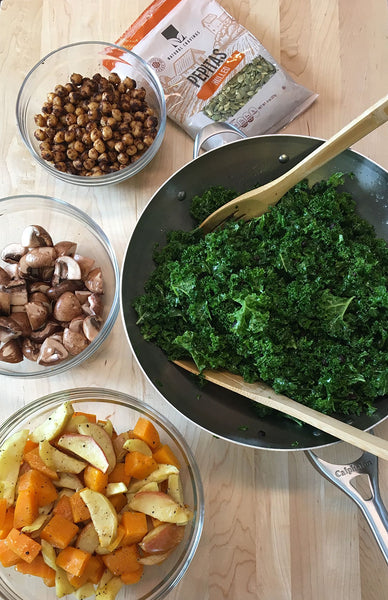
{"left": 203, "top": 55, "right": 276, "bottom": 121}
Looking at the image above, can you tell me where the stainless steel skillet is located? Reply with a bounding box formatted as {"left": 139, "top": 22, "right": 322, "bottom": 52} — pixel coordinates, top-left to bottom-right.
{"left": 121, "top": 127, "right": 388, "bottom": 562}
{"left": 121, "top": 131, "right": 388, "bottom": 451}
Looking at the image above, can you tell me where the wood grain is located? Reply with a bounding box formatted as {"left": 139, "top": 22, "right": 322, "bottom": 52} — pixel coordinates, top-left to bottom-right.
{"left": 1, "top": 1, "right": 388, "bottom": 599}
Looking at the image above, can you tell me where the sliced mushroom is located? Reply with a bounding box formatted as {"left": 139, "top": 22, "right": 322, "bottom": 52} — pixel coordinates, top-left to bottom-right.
{"left": 6, "top": 279, "right": 28, "bottom": 306}
{"left": 1, "top": 243, "right": 27, "bottom": 264}
{"left": 9, "top": 305, "right": 26, "bottom": 313}
{"left": 73, "top": 254, "right": 95, "bottom": 279}
{"left": 81, "top": 293, "right": 103, "bottom": 317}
{"left": 4, "top": 263, "right": 19, "bottom": 279}
{"left": 68, "top": 316, "right": 85, "bottom": 334}
{"left": 10, "top": 312, "right": 32, "bottom": 337}
{"left": 6, "top": 280, "right": 29, "bottom": 305}
{"left": 18, "top": 255, "right": 39, "bottom": 279}
{"left": 25, "top": 301, "right": 49, "bottom": 331}
{"left": 0, "top": 290, "right": 10, "bottom": 316}
{"left": 52, "top": 256, "right": 82, "bottom": 284}
{"left": 88, "top": 293, "right": 103, "bottom": 316}
{"left": 75, "top": 290, "right": 91, "bottom": 305}
{"left": 29, "top": 281, "right": 50, "bottom": 294}
{"left": 29, "top": 291, "right": 51, "bottom": 311}
{"left": 25, "top": 247, "right": 57, "bottom": 268}
{"left": 21, "top": 225, "right": 53, "bottom": 248}
{"left": 83, "top": 314, "right": 103, "bottom": 342}
{"left": 63, "top": 327, "right": 89, "bottom": 356}
{"left": 54, "top": 241, "right": 77, "bottom": 257}
{"left": 40, "top": 266, "right": 55, "bottom": 282}
{"left": 53, "top": 291, "right": 83, "bottom": 322}
{"left": 0, "top": 316, "right": 23, "bottom": 343}
{"left": 85, "top": 267, "right": 103, "bottom": 294}
{"left": 21, "top": 338, "right": 41, "bottom": 362}
{"left": 46, "top": 280, "right": 84, "bottom": 302}
{"left": 0, "top": 267, "right": 11, "bottom": 287}
{"left": 37, "top": 336, "right": 68, "bottom": 365}
{"left": 30, "top": 319, "right": 61, "bottom": 343}
{"left": 0, "top": 339, "right": 23, "bottom": 363}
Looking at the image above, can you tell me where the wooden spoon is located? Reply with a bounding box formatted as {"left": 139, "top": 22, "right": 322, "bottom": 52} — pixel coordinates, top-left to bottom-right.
{"left": 174, "top": 359, "right": 388, "bottom": 460}
{"left": 200, "top": 94, "right": 388, "bottom": 232}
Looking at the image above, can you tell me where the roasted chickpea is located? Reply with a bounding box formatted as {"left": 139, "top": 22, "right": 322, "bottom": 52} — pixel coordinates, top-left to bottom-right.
{"left": 34, "top": 114, "right": 47, "bottom": 127}
{"left": 73, "top": 141, "right": 85, "bottom": 153}
{"left": 53, "top": 131, "right": 65, "bottom": 144}
{"left": 35, "top": 71, "right": 158, "bottom": 176}
{"left": 102, "top": 126, "right": 113, "bottom": 140}
{"left": 65, "top": 113, "right": 77, "bottom": 126}
{"left": 90, "top": 129, "right": 102, "bottom": 142}
{"left": 67, "top": 148, "right": 79, "bottom": 161}
{"left": 93, "top": 139, "right": 105, "bottom": 154}
{"left": 117, "top": 152, "right": 129, "bottom": 165}
{"left": 88, "top": 147, "right": 99, "bottom": 161}
{"left": 34, "top": 129, "right": 47, "bottom": 141}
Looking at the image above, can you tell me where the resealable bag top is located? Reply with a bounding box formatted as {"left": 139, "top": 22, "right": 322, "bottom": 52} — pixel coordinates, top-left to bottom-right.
{"left": 114, "top": 0, "right": 318, "bottom": 140}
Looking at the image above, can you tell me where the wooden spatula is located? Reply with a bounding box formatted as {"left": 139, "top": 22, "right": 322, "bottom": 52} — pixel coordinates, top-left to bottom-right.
{"left": 200, "top": 94, "right": 388, "bottom": 233}
{"left": 174, "top": 359, "right": 388, "bottom": 460}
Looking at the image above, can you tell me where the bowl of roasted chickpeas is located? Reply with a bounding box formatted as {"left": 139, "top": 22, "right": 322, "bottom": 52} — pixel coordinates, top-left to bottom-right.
{"left": 16, "top": 41, "right": 167, "bottom": 186}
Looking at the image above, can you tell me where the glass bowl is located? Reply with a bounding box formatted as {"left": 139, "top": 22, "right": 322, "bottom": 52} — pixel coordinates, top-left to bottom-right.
{"left": 0, "top": 195, "right": 119, "bottom": 377}
{"left": 0, "top": 388, "right": 204, "bottom": 600}
{"left": 16, "top": 41, "right": 167, "bottom": 186}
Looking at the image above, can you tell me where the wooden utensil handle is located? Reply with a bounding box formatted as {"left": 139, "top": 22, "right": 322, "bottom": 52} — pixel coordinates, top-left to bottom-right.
{"left": 247, "top": 94, "right": 388, "bottom": 204}
{"left": 174, "top": 359, "right": 388, "bottom": 461}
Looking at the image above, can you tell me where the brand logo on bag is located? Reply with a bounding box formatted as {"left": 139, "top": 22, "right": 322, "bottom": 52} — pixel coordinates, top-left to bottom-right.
{"left": 161, "top": 25, "right": 186, "bottom": 47}
{"left": 161, "top": 26, "right": 201, "bottom": 61}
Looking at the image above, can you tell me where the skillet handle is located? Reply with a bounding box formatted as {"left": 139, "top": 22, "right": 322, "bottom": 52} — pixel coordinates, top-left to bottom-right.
{"left": 193, "top": 122, "right": 247, "bottom": 158}
{"left": 305, "top": 448, "right": 388, "bottom": 564}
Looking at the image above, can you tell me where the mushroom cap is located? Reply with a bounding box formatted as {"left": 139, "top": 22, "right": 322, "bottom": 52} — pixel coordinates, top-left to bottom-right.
{"left": 1, "top": 243, "right": 27, "bottom": 264}
{"left": 21, "top": 225, "right": 53, "bottom": 248}
{"left": 83, "top": 314, "right": 103, "bottom": 342}
{"left": 53, "top": 256, "right": 82, "bottom": 282}
{"left": 0, "top": 316, "right": 23, "bottom": 343}
{"left": 85, "top": 267, "right": 103, "bottom": 294}
{"left": 54, "top": 241, "right": 77, "bottom": 257}
{"left": 25, "top": 247, "right": 57, "bottom": 268}
{"left": 63, "top": 327, "right": 89, "bottom": 356}
{"left": 0, "top": 339, "right": 23, "bottom": 363}
{"left": 21, "top": 338, "right": 41, "bottom": 362}
{"left": 53, "top": 291, "right": 83, "bottom": 322}
{"left": 0, "top": 267, "right": 11, "bottom": 287}
{"left": 46, "top": 280, "right": 84, "bottom": 301}
{"left": 25, "top": 301, "right": 49, "bottom": 331}
{"left": 37, "top": 336, "right": 68, "bottom": 365}
{"left": 29, "top": 319, "right": 61, "bottom": 343}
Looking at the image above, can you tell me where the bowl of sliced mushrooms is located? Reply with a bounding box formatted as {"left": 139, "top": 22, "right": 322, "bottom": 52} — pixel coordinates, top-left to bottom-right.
{"left": 0, "top": 195, "right": 119, "bottom": 377}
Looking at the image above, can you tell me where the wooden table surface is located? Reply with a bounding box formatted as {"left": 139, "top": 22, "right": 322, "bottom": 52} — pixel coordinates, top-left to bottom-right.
{"left": 1, "top": 1, "right": 388, "bottom": 598}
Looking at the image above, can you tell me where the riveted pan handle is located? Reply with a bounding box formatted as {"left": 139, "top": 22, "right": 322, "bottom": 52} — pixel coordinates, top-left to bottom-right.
{"left": 193, "top": 122, "right": 247, "bottom": 158}
{"left": 305, "top": 447, "right": 388, "bottom": 564}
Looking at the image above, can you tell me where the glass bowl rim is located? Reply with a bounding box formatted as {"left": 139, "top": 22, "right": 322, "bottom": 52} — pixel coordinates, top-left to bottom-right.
{"left": 0, "top": 387, "right": 204, "bottom": 600}
{"left": 15, "top": 40, "right": 167, "bottom": 187}
{"left": 0, "top": 194, "right": 120, "bottom": 378}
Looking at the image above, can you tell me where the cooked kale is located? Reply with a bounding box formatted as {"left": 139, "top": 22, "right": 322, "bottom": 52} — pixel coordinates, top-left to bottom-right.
{"left": 134, "top": 173, "right": 388, "bottom": 417}
{"left": 190, "top": 185, "right": 238, "bottom": 223}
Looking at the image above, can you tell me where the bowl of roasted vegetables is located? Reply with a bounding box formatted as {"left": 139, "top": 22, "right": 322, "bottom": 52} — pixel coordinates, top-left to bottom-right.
{"left": 0, "top": 389, "right": 204, "bottom": 600}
